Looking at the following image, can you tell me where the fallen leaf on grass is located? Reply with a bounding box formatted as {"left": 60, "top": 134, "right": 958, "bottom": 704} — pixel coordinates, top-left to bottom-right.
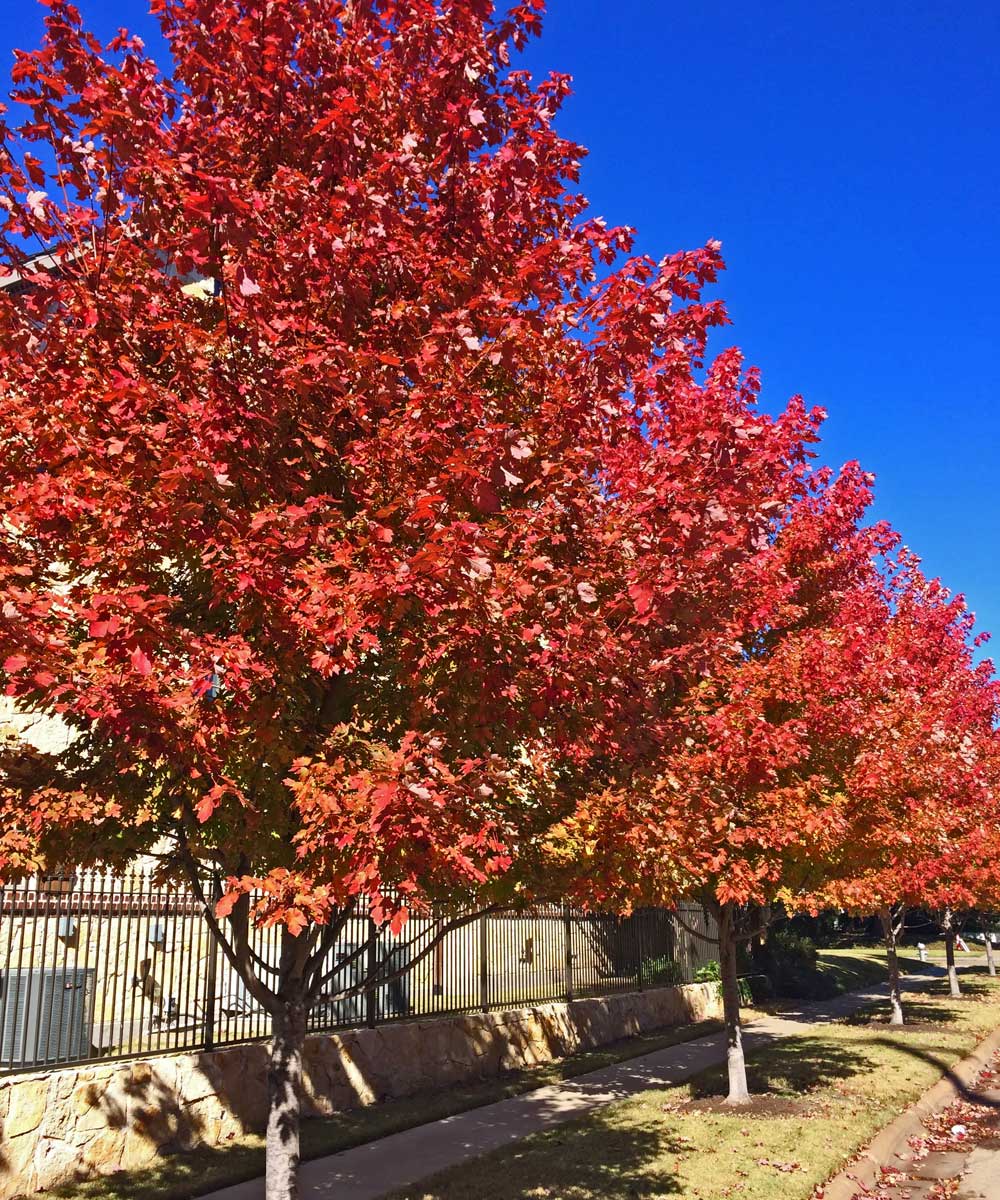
{"left": 756, "top": 1158, "right": 802, "bottom": 1173}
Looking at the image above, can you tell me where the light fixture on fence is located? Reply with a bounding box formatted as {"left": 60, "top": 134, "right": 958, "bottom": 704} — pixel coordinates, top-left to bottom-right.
{"left": 57, "top": 916, "right": 77, "bottom": 941}
{"left": 149, "top": 920, "right": 168, "bottom": 948}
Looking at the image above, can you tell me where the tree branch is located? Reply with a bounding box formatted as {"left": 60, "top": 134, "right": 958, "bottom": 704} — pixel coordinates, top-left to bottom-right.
{"left": 672, "top": 907, "right": 720, "bottom": 947}
{"left": 310, "top": 907, "right": 495, "bottom": 1005}
{"left": 734, "top": 906, "right": 780, "bottom": 946}
{"left": 174, "top": 806, "right": 277, "bottom": 1011}
{"left": 303, "top": 901, "right": 358, "bottom": 981}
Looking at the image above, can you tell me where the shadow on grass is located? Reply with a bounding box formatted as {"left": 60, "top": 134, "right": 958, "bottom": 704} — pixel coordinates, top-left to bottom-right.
{"left": 844, "top": 999, "right": 963, "bottom": 1027}
{"left": 901, "top": 957, "right": 996, "bottom": 982}
{"left": 953, "top": 979, "right": 996, "bottom": 998}
{"left": 65, "top": 1103, "right": 692, "bottom": 1200}
{"left": 894, "top": 971, "right": 998, "bottom": 1004}
{"left": 687, "top": 1034, "right": 870, "bottom": 1101}
{"left": 817, "top": 952, "right": 889, "bottom": 986}
{"left": 405, "top": 1109, "right": 688, "bottom": 1200}
{"left": 868, "top": 1035, "right": 1000, "bottom": 1111}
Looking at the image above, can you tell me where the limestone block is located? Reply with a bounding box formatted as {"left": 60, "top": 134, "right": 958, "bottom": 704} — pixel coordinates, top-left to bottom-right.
{"left": 3, "top": 1081, "right": 49, "bottom": 1138}
{"left": 433, "top": 1024, "right": 478, "bottom": 1078}
{"left": 335, "top": 1041, "right": 378, "bottom": 1106}
{"left": 80, "top": 1127, "right": 125, "bottom": 1174}
{"left": 32, "top": 1136, "right": 84, "bottom": 1192}
{"left": 85, "top": 1069, "right": 131, "bottom": 1134}
{"left": 128, "top": 1086, "right": 184, "bottom": 1151}
{"left": 347, "top": 1033, "right": 388, "bottom": 1096}
{"left": 175, "top": 1057, "right": 218, "bottom": 1106}
{"left": 302, "top": 1041, "right": 352, "bottom": 1113}
{"left": 120, "top": 1127, "right": 158, "bottom": 1172}
{"left": 210, "top": 1046, "right": 267, "bottom": 1132}
{"left": 130, "top": 1061, "right": 154, "bottom": 1088}
{"left": 70, "top": 1083, "right": 110, "bottom": 1134}
{"left": 2, "top": 1127, "right": 39, "bottom": 1192}
{"left": 177, "top": 1097, "right": 225, "bottom": 1149}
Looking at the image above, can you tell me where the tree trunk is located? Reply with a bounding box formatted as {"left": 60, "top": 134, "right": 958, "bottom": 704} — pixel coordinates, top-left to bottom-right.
{"left": 719, "top": 901, "right": 750, "bottom": 1105}
{"left": 943, "top": 908, "right": 961, "bottom": 998}
{"left": 266, "top": 995, "right": 307, "bottom": 1200}
{"left": 986, "top": 933, "right": 997, "bottom": 977}
{"left": 879, "top": 906, "right": 905, "bottom": 1025}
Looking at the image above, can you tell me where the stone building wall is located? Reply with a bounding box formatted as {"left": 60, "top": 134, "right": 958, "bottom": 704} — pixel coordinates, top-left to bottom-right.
{"left": 0, "top": 982, "right": 722, "bottom": 1197}
{"left": 0, "top": 698, "right": 73, "bottom": 758}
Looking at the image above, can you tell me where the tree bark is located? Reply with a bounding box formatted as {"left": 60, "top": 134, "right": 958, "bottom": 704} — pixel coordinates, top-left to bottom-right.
{"left": 718, "top": 901, "right": 750, "bottom": 1105}
{"left": 879, "top": 905, "right": 904, "bottom": 1026}
{"left": 986, "top": 933, "right": 997, "bottom": 977}
{"left": 266, "top": 993, "right": 307, "bottom": 1200}
{"left": 942, "top": 908, "right": 961, "bottom": 998}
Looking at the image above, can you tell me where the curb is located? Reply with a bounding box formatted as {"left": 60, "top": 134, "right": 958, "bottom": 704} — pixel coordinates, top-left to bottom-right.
{"left": 820, "top": 1022, "right": 1000, "bottom": 1200}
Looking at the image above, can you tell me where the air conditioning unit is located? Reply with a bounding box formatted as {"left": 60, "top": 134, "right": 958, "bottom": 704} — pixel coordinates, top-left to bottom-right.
{"left": 0, "top": 968, "right": 96, "bottom": 1067}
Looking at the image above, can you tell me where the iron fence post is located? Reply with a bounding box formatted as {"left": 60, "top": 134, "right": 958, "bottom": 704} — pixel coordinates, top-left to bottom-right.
{"left": 203, "top": 925, "right": 219, "bottom": 1052}
{"left": 563, "top": 903, "right": 574, "bottom": 1002}
{"left": 365, "top": 916, "right": 378, "bottom": 1029}
{"left": 637, "top": 910, "right": 645, "bottom": 992}
{"left": 479, "top": 913, "right": 489, "bottom": 1013}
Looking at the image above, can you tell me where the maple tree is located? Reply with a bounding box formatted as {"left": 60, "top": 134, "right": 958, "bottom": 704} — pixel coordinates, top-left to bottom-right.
{"left": 642, "top": 501, "right": 903, "bottom": 1105}
{"left": 543, "top": 343, "right": 903, "bottom": 1102}
{"left": 0, "top": 0, "right": 736, "bottom": 1193}
{"left": 812, "top": 568, "right": 1000, "bottom": 1020}
{"left": 553, "top": 470, "right": 998, "bottom": 1098}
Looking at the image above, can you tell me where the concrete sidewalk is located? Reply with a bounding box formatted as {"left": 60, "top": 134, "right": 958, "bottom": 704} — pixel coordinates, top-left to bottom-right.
{"left": 205, "top": 982, "right": 893, "bottom": 1200}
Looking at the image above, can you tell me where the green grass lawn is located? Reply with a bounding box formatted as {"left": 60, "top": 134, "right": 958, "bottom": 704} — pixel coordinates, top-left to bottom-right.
{"left": 54, "top": 1018, "right": 725, "bottom": 1200}
{"left": 813, "top": 946, "right": 890, "bottom": 992}
{"left": 904, "top": 943, "right": 991, "bottom": 962}
{"left": 739, "top": 945, "right": 889, "bottom": 1005}
{"left": 384, "top": 972, "right": 1000, "bottom": 1200}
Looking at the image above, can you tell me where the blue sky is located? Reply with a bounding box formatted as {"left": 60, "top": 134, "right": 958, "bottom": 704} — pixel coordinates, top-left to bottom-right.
{"left": 2, "top": 1, "right": 997, "bottom": 650}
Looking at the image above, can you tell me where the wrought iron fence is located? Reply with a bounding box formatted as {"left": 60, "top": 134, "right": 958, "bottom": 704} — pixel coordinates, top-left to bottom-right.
{"left": 0, "top": 871, "right": 718, "bottom": 1076}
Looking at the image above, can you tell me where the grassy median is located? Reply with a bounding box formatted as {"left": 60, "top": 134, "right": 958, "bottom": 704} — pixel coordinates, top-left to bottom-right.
{"left": 812, "top": 945, "right": 892, "bottom": 993}
{"left": 387, "top": 970, "right": 1000, "bottom": 1200}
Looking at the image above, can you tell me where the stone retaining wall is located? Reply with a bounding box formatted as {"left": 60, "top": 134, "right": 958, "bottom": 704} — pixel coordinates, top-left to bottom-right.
{"left": 0, "top": 982, "right": 721, "bottom": 1197}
